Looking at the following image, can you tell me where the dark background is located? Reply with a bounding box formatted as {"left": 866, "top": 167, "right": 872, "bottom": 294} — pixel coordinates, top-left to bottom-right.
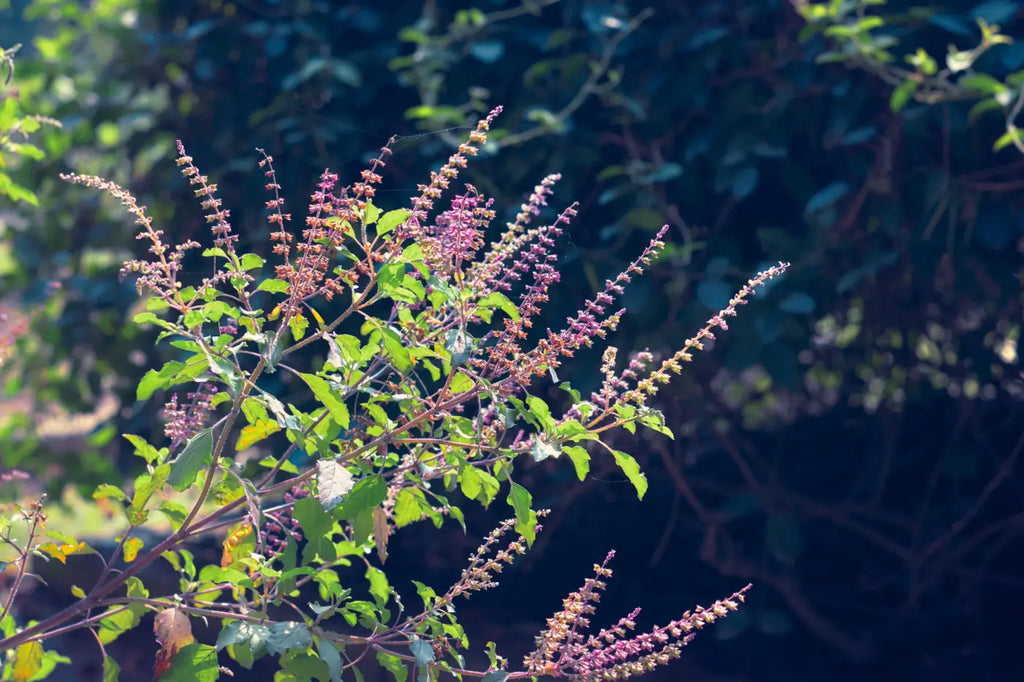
{"left": 2, "top": 0, "right": 1023, "bottom": 680}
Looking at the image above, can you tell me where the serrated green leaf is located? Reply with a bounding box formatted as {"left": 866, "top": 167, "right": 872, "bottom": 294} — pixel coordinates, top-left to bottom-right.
{"left": 638, "top": 408, "right": 674, "bottom": 439}
{"left": 393, "top": 488, "right": 426, "bottom": 527}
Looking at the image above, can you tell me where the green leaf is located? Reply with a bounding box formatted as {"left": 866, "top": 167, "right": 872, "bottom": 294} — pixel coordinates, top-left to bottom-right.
{"left": 524, "top": 395, "right": 555, "bottom": 430}
{"left": 278, "top": 651, "right": 329, "bottom": 681}
{"left": 240, "top": 253, "right": 264, "bottom": 271}
{"left": 102, "top": 655, "right": 121, "bottom": 682}
{"left": 13, "top": 641, "right": 43, "bottom": 682}
{"left": 612, "top": 450, "right": 647, "bottom": 499}
{"left": 449, "top": 371, "right": 474, "bottom": 394}
{"left": 362, "top": 201, "right": 383, "bottom": 225}
{"left": 365, "top": 565, "right": 391, "bottom": 608}
{"left": 293, "top": 497, "right": 337, "bottom": 564}
{"left": 97, "top": 577, "right": 148, "bottom": 644}
{"left": 562, "top": 445, "right": 591, "bottom": 481}
{"left": 167, "top": 428, "right": 214, "bottom": 491}
{"left": 531, "top": 439, "right": 560, "bottom": 462}
{"left": 409, "top": 637, "right": 435, "bottom": 666}
{"left": 256, "top": 278, "right": 290, "bottom": 293}
{"left": 137, "top": 361, "right": 183, "bottom": 400}
{"left": 265, "top": 621, "right": 312, "bottom": 656}
{"left": 379, "top": 327, "right": 412, "bottom": 372}
{"left": 289, "top": 312, "right": 309, "bottom": 341}
{"left": 160, "top": 643, "right": 220, "bottom": 681}
{"left": 158, "top": 500, "right": 189, "bottom": 531}
{"left": 968, "top": 97, "right": 1003, "bottom": 124}
{"left": 376, "top": 209, "right": 411, "bottom": 235}
{"left": 477, "top": 292, "right": 520, "bottom": 322}
{"left": 637, "top": 408, "right": 674, "bottom": 439}
{"left": 460, "top": 465, "right": 483, "bottom": 501}
{"left": 444, "top": 329, "right": 474, "bottom": 366}
{"left": 958, "top": 73, "right": 1007, "bottom": 95}
{"left": 300, "top": 373, "right": 351, "bottom": 429}
{"left": 376, "top": 651, "right": 408, "bottom": 682}
{"left": 889, "top": 80, "right": 918, "bottom": 112}
{"left": 332, "top": 475, "right": 387, "bottom": 520}
{"left": 994, "top": 125, "right": 1023, "bottom": 152}
{"left": 128, "top": 464, "right": 170, "bottom": 524}
{"left": 506, "top": 481, "right": 537, "bottom": 545}
{"left": 92, "top": 483, "right": 126, "bottom": 502}
{"left": 393, "top": 488, "right": 426, "bottom": 527}
{"left": 317, "top": 638, "right": 344, "bottom": 682}
{"left": 216, "top": 620, "right": 270, "bottom": 653}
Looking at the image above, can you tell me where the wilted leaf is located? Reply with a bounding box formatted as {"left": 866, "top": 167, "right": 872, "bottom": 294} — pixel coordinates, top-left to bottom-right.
{"left": 316, "top": 459, "right": 355, "bottom": 511}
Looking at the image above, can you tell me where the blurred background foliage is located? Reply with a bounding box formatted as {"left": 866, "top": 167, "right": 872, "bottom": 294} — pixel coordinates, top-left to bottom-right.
{"left": 1, "top": 0, "right": 1023, "bottom": 680}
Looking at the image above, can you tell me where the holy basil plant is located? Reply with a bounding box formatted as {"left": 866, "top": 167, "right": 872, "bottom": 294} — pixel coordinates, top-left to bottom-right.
{"left": 0, "top": 107, "right": 786, "bottom": 681}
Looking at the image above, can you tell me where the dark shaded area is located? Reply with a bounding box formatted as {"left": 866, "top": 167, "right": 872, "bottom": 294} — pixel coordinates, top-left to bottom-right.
{"left": 2, "top": 0, "right": 1023, "bottom": 680}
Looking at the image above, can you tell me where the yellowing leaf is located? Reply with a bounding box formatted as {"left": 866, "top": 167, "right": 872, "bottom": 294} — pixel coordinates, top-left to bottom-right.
{"left": 153, "top": 608, "right": 195, "bottom": 679}
{"left": 310, "top": 307, "right": 325, "bottom": 329}
{"left": 316, "top": 459, "right": 355, "bottom": 511}
{"left": 123, "top": 537, "right": 144, "bottom": 562}
{"left": 236, "top": 419, "right": 281, "bottom": 450}
{"left": 13, "top": 641, "right": 43, "bottom": 682}
{"left": 37, "top": 540, "right": 84, "bottom": 564}
{"left": 372, "top": 506, "right": 390, "bottom": 564}
{"left": 221, "top": 522, "right": 253, "bottom": 569}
